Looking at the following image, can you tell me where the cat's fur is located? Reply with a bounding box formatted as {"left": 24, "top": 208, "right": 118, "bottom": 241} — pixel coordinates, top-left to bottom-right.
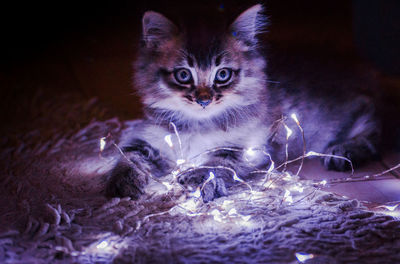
{"left": 106, "top": 4, "right": 380, "bottom": 201}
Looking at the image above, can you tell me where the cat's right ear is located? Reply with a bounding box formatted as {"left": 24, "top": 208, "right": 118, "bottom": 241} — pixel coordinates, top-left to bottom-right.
{"left": 229, "top": 4, "right": 267, "bottom": 49}
{"left": 142, "top": 11, "right": 178, "bottom": 49}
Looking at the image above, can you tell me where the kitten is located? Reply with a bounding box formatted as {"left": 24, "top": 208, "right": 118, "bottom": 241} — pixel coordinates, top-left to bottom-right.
{"left": 106, "top": 4, "right": 380, "bottom": 201}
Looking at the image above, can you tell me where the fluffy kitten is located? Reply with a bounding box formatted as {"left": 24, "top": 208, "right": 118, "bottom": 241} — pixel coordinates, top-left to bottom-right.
{"left": 106, "top": 5, "right": 380, "bottom": 201}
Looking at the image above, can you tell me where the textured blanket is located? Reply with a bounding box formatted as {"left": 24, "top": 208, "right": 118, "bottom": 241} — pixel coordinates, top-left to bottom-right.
{"left": 1, "top": 95, "right": 400, "bottom": 264}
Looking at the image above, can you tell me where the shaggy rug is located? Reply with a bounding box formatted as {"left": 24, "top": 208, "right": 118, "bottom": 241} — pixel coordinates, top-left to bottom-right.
{"left": 1, "top": 95, "right": 400, "bottom": 264}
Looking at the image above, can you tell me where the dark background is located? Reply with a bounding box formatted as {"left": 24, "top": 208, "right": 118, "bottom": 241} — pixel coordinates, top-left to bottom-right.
{"left": 1, "top": 0, "right": 400, "bottom": 146}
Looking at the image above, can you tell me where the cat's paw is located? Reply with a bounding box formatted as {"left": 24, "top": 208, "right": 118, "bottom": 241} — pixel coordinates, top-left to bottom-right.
{"left": 178, "top": 170, "right": 228, "bottom": 202}
{"left": 106, "top": 165, "right": 148, "bottom": 200}
{"left": 322, "top": 143, "right": 358, "bottom": 171}
{"left": 323, "top": 138, "right": 379, "bottom": 171}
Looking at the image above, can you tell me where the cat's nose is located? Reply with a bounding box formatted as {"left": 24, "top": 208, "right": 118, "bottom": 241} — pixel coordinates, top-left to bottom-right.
{"left": 196, "top": 99, "right": 212, "bottom": 108}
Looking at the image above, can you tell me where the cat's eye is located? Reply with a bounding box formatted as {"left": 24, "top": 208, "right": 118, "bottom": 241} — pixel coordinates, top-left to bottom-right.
{"left": 174, "top": 68, "right": 192, "bottom": 84}
{"left": 215, "top": 68, "right": 232, "bottom": 83}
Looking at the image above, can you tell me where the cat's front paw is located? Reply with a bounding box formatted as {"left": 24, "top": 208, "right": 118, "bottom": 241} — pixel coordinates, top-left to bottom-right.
{"left": 106, "top": 165, "right": 148, "bottom": 200}
{"left": 322, "top": 144, "right": 355, "bottom": 171}
{"left": 178, "top": 169, "right": 228, "bottom": 202}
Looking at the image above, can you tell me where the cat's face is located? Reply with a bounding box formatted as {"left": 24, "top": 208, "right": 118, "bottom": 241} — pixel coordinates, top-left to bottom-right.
{"left": 135, "top": 5, "right": 267, "bottom": 123}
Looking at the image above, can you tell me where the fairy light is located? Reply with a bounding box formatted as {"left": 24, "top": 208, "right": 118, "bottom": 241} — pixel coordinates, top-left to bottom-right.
{"left": 384, "top": 204, "right": 399, "bottom": 211}
{"left": 295, "top": 252, "right": 315, "bottom": 263}
{"left": 376, "top": 203, "right": 400, "bottom": 211}
{"left": 284, "top": 189, "right": 293, "bottom": 203}
{"left": 98, "top": 116, "right": 400, "bottom": 233}
{"left": 84, "top": 235, "right": 126, "bottom": 258}
{"left": 283, "top": 172, "right": 292, "bottom": 181}
{"left": 276, "top": 150, "right": 355, "bottom": 176}
{"left": 284, "top": 124, "right": 293, "bottom": 139}
{"left": 245, "top": 148, "right": 256, "bottom": 157}
{"left": 291, "top": 113, "right": 306, "bottom": 177}
{"left": 290, "top": 184, "right": 304, "bottom": 193}
{"left": 191, "top": 187, "right": 201, "bottom": 198}
{"left": 283, "top": 123, "right": 293, "bottom": 172}
{"left": 232, "top": 171, "right": 253, "bottom": 192}
{"left": 169, "top": 122, "right": 184, "bottom": 160}
{"left": 201, "top": 171, "right": 215, "bottom": 191}
{"left": 250, "top": 190, "right": 266, "bottom": 199}
{"left": 244, "top": 147, "right": 257, "bottom": 163}
{"left": 96, "top": 240, "right": 109, "bottom": 249}
{"left": 179, "top": 198, "right": 199, "bottom": 212}
{"left": 290, "top": 113, "right": 299, "bottom": 125}
{"left": 241, "top": 215, "right": 251, "bottom": 222}
{"left": 176, "top": 159, "right": 186, "bottom": 166}
{"left": 162, "top": 181, "right": 174, "bottom": 191}
{"left": 263, "top": 179, "right": 276, "bottom": 189}
{"left": 210, "top": 209, "right": 224, "bottom": 223}
{"left": 379, "top": 210, "right": 400, "bottom": 218}
{"left": 99, "top": 137, "right": 107, "bottom": 152}
{"left": 164, "top": 134, "right": 173, "bottom": 148}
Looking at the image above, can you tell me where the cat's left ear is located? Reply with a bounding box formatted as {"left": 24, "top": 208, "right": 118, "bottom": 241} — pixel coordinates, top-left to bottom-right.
{"left": 142, "top": 11, "right": 178, "bottom": 49}
{"left": 229, "top": 4, "right": 267, "bottom": 48}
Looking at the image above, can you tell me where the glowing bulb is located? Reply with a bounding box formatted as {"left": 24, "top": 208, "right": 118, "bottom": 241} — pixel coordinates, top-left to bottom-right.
{"left": 241, "top": 215, "right": 251, "bottom": 222}
{"left": 320, "top": 180, "right": 327, "bottom": 186}
{"left": 283, "top": 172, "right": 292, "bottom": 181}
{"left": 96, "top": 240, "right": 109, "bottom": 249}
{"left": 164, "top": 134, "right": 173, "bottom": 148}
{"left": 379, "top": 210, "right": 400, "bottom": 218}
{"left": 295, "top": 252, "right": 314, "bottom": 263}
{"left": 99, "top": 137, "right": 106, "bottom": 152}
{"left": 180, "top": 198, "right": 198, "bottom": 212}
{"left": 245, "top": 148, "right": 256, "bottom": 157}
{"left": 250, "top": 190, "right": 265, "bottom": 199}
{"left": 210, "top": 209, "right": 224, "bottom": 223}
{"left": 284, "top": 124, "right": 293, "bottom": 139}
{"left": 284, "top": 189, "right": 293, "bottom": 203}
{"left": 222, "top": 200, "right": 233, "bottom": 209}
{"left": 267, "top": 161, "right": 275, "bottom": 173}
{"left": 291, "top": 185, "right": 304, "bottom": 193}
{"left": 382, "top": 204, "right": 399, "bottom": 211}
{"left": 228, "top": 208, "right": 237, "bottom": 216}
{"left": 264, "top": 180, "right": 276, "bottom": 189}
{"left": 306, "top": 151, "right": 318, "bottom": 156}
{"left": 191, "top": 187, "right": 201, "bottom": 198}
{"left": 176, "top": 159, "right": 186, "bottom": 166}
{"left": 162, "top": 182, "right": 173, "bottom": 191}
{"left": 290, "top": 113, "right": 300, "bottom": 125}
{"left": 202, "top": 172, "right": 215, "bottom": 189}
{"left": 233, "top": 172, "right": 244, "bottom": 183}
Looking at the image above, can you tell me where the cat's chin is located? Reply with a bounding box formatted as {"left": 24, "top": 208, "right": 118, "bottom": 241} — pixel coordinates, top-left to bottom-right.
{"left": 182, "top": 104, "right": 223, "bottom": 120}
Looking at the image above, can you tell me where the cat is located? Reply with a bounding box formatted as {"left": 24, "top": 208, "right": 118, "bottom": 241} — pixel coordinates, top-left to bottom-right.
{"left": 105, "top": 4, "right": 380, "bottom": 202}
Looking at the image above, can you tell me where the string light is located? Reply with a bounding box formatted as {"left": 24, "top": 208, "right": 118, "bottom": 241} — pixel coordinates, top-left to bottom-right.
{"left": 295, "top": 252, "right": 315, "bottom": 263}
{"left": 96, "top": 240, "right": 109, "bottom": 249}
{"left": 284, "top": 124, "right": 293, "bottom": 139}
{"left": 284, "top": 189, "right": 293, "bottom": 204}
{"left": 376, "top": 203, "right": 400, "bottom": 212}
{"left": 98, "top": 113, "right": 400, "bottom": 231}
{"left": 99, "top": 137, "right": 107, "bottom": 152}
{"left": 201, "top": 171, "right": 215, "bottom": 191}
{"left": 164, "top": 134, "right": 173, "bottom": 148}
{"left": 176, "top": 159, "right": 186, "bottom": 166}
{"left": 291, "top": 113, "right": 306, "bottom": 177}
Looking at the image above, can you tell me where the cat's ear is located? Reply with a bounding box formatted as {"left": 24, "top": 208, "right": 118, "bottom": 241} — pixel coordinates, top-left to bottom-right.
{"left": 142, "top": 11, "right": 178, "bottom": 48}
{"left": 229, "top": 4, "right": 267, "bottom": 48}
